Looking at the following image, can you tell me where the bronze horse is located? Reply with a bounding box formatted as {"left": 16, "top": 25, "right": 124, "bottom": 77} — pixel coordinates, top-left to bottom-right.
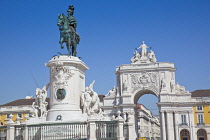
{"left": 57, "top": 14, "right": 80, "bottom": 56}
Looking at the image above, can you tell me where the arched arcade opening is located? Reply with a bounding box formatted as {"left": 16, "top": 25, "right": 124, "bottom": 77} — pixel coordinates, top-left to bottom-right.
{"left": 134, "top": 89, "right": 160, "bottom": 140}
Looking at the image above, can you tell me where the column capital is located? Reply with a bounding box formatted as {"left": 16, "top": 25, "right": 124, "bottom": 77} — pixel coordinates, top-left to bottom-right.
{"left": 165, "top": 110, "right": 173, "bottom": 113}
{"left": 174, "top": 111, "right": 179, "bottom": 113}
{"left": 187, "top": 110, "right": 193, "bottom": 113}
{"left": 159, "top": 110, "right": 165, "bottom": 113}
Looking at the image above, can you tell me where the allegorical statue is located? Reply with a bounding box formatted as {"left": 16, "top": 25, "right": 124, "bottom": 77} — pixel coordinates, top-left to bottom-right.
{"left": 32, "top": 83, "right": 49, "bottom": 117}
{"left": 57, "top": 5, "right": 80, "bottom": 56}
{"left": 81, "top": 81, "right": 102, "bottom": 115}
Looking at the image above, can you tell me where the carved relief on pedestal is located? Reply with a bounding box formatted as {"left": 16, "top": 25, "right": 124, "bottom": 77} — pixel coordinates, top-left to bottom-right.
{"left": 51, "top": 62, "right": 74, "bottom": 100}
{"left": 130, "top": 71, "right": 159, "bottom": 93}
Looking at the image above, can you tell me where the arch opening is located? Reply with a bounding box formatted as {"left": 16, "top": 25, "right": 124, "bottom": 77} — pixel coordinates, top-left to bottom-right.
{"left": 197, "top": 129, "right": 207, "bottom": 140}
{"left": 134, "top": 89, "right": 158, "bottom": 105}
{"left": 180, "top": 129, "right": 190, "bottom": 140}
{"left": 134, "top": 89, "right": 160, "bottom": 139}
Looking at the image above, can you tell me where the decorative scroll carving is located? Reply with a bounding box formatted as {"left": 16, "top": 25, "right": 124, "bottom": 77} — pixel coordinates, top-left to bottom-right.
{"left": 130, "top": 71, "right": 159, "bottom": 93}
{"left": 51, "top": 63, "right": 73, "bottom": 90}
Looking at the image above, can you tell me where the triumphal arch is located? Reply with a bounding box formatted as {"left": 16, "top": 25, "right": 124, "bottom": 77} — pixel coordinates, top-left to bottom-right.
{"left": 103, "top": 42, "right": 195, "bottom": 140}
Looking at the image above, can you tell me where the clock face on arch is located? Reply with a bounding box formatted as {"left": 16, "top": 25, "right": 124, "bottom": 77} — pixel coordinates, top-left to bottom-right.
{"left": 56, "top": 88, "right": 66, "bottom": 100}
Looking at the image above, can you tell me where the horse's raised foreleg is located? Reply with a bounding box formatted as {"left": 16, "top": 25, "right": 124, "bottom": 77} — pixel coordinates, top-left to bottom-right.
{"left": 59, "top": 37, "right": 64, "bottom": 49}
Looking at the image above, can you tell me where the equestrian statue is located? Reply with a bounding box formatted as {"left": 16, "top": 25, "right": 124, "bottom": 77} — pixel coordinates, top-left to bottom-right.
{"left": 57, "top": 5, "right": 80, "bottom": 56}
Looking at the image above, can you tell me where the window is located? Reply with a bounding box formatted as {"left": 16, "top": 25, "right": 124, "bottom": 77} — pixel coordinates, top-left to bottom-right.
{"left": 197, "top": 106, "right": 203, "bottom": 110}
{"left": 29, "top": 113, "right": 33, "bottom": 117}
{"left": 198, "top": 129, "right": 204, "bottom": 136}
{"left": 6, "top": 114, "right": 10, "bottom": 118}
{"left": 197, "top": 129, "right": 207, "bottom": 140}
{"left": 198, "top": 114, "right": 204, "bottom": 124}
{"left": 18, "top": 114, "right": 22, "bottom": 118}
{"left": 181, "top": 115, "right": 187, "bottom": 125}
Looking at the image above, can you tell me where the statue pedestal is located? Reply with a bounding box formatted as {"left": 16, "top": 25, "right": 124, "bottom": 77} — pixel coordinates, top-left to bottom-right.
{"left": 46, "top": 55, "right": 89, "bottom": 122}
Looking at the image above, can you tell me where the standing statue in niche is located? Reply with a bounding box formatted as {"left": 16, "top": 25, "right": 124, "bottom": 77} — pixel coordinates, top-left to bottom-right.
{"left": 32, "top": 83, "right": 50, "bottom": 117}
{"left": 123, "top": 80, "right": 128, "bottom": 92}
{"left": 160, "top": 78, "right": 167, "bottom": 92}
{"left": 57, "top": 5, "right": 80, "bottom": 56}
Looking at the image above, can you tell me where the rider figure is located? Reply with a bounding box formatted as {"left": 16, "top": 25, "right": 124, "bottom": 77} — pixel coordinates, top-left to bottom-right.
{"left": 67, "top": 5, "right": 77, "bottom": 37}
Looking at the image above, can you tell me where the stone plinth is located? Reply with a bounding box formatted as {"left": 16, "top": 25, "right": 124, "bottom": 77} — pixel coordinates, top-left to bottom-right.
{"left": 46, "top": 55, "right": 88, "bottom": 122}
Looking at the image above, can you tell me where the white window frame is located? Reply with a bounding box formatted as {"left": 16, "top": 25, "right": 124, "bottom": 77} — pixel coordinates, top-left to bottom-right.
{"left": 181, "top": 115, "right": 187, "bottom": 125}
{"left": 197, "top": 106, "right": 203, "bottom": 111}
{"left": 198, "top": 114, "right": 204, "bottom": 124}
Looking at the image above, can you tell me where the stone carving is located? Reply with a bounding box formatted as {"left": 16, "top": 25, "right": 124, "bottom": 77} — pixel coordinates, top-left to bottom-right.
{"left": 115, "top": 110, "right": 123, "bottom": 120}
{"left": 174, "top": 83, "right": 189, "bottom": 94}
{"left": 123, "top": 80, "right": 128, "bottom": 92}
{"left": 105, "top": 86, "right": 117, "bottom": 97}
{"left": 160, "top": 78, "right": 167, "bottom": 92}
{"left": 130, "top": 41, "right": 157, "bottom": 64}
{"left": 170, "top": 82, "right": 175, "bottom": 92}
{"left": 32, "top": 103, "right": 39, "bottom": 118}
{"left": 51, "top": 63, "right": 73, "bottom": 90}
{"left": 32, "top": 83, "right": 50, "bottom": 118}
{"left": 148, "top": 50, "right": 157, "bottom": 62}
{"left": 139, "top": 72, "right": 150, "bottom": 85}
{"left": 130, "top": 72, "right": 159, "bottom": 93}
{"left": 57, "top": 5, "right": 80, "bottom": 56}
{"left": 130, "top": 50, "right": 141, "bottom": 64}
{"left": 81, "top": 81, "right": 102, "bottom": 115}
{"left": 81, "top": 87, "right": 92, "bottom": 115}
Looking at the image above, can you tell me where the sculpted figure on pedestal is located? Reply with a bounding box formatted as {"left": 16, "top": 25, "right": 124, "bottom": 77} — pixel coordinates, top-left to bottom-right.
{"left": 81, "top": 87, "right": 92, "bottom": 115}
{"left": 130, "top": 42, "right": 157, "bottom": 64}
{"left": 130, "top": 51, "right": 141, "bottom": 63}
{"left": 81, "top": 81, "right": 102, "bottom": 115}
{"left": 175, "top": 83, "right": 189, "bottom": 94}
{"left": 32, "top": 102, "right": 38, "bottom": 118}
{"left": 137, "top": 41, "right": 150, "bottom": 57}
{"left": 148, "top": 50, "right": 157, "bottom": 62}
{"left": 105, "top": 86, "right": 116, "bottom": 97}
{"left": 57, "top": 5, "right": 80, "bottom": 56}
{"left": 32, "top": 83, "right": 50, "bottom": 117}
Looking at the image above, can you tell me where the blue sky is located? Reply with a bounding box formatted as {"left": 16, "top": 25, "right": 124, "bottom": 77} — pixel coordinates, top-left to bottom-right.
{"left": 0, "top": 0, "right": 210, "bottom": 115}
